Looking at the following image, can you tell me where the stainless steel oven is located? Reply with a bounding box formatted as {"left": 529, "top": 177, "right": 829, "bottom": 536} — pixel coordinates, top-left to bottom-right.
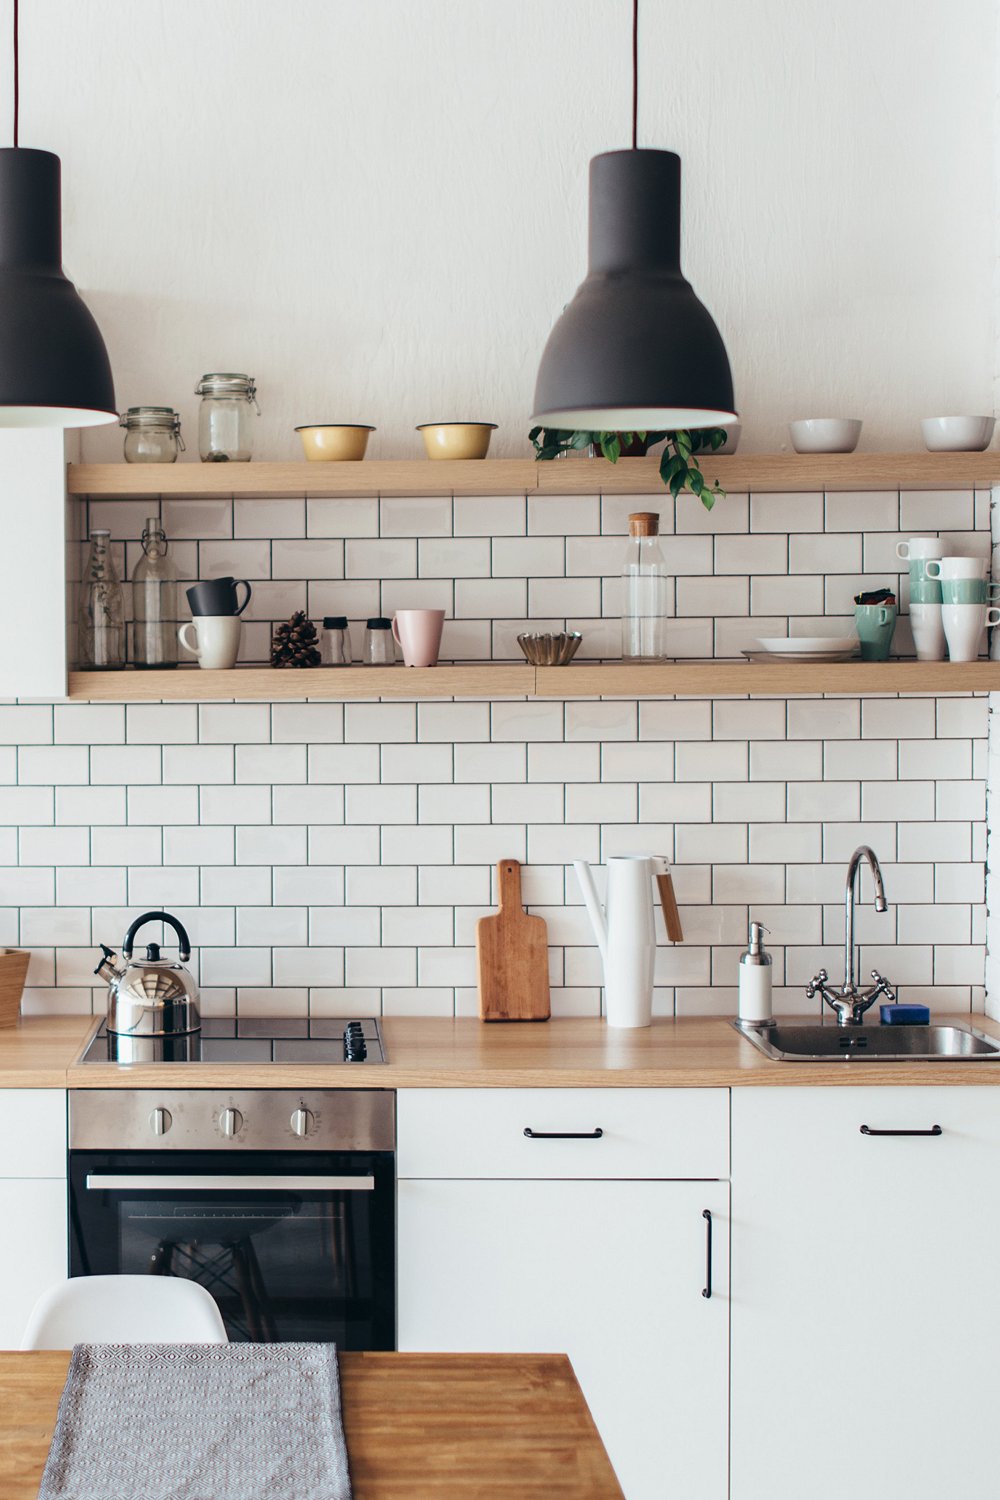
{"left": 69, "top": 1089, "right": 395, "bottom": 1347}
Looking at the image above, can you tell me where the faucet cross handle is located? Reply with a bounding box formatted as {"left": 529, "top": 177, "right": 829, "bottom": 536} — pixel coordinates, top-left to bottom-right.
{"left": 868, "top": 969, "right": 896, "bottom": 1006}
{"left": 804, "top": 968, "right": 828, "bottom": 999}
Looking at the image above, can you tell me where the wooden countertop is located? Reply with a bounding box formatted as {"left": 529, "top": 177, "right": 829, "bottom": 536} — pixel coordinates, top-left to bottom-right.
{"left": 9, "top": 1012, "right": 1000, "bottom": 1089}
{"left": 0, "top": 1016, "right": 94, "bottom": 1087}
{"left": 0, "top": 1349, "right": 622, "bottom": 1498}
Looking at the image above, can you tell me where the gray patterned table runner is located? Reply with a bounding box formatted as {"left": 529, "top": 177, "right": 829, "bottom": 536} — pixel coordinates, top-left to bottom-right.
{"left": 39, "top": 1342, "right": 351, "bottom": 1500}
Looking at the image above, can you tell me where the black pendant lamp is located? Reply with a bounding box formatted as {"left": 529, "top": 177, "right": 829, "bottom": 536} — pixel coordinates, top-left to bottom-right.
{"left": 532, "top": 1, "right": 735, "bottom": 431}
{"left": 0, "top": 1, "right": 115, "bottom": 427}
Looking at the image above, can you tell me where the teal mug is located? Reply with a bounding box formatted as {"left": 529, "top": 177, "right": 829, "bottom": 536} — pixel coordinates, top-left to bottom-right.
{"left": 939, "top": 578, "right": 1000, "bottom": 605}
{"left": 855, "top": 602, "right": 897, "bottom": 661}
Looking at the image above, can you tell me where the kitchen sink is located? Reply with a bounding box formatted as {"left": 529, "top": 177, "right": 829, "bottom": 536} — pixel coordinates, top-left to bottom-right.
{"left": 734, "top": 1020, "right": 1000, "bottom": 1062}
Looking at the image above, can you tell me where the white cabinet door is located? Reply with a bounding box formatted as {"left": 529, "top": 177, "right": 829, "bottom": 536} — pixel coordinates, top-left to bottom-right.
{"left": 732, "top": 1087, "right": 1000, "bottom": 1500}
{"left": 0, "top": 1089, "right": 66, "bottom": 1177}
{"left": 399, "top": 1178, "right": 729, "bottom": 1500}
{"left": 0, "top": 1179, "right": 66, "bottom": 1347}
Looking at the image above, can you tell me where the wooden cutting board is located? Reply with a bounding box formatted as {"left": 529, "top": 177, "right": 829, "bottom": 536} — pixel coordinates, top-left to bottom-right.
{"left": 476, "top": 860, "right": 551, "bottom": 1022}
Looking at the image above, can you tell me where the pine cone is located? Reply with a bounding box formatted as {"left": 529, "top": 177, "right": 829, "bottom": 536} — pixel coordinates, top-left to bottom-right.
{"left": 270, "top": 611, "right": 321, "bottom": 668}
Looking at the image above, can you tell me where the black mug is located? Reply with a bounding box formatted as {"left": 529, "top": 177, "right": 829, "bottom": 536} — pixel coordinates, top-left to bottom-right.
{"left": 186, "top": 577, "right": 252, "bottom": 617}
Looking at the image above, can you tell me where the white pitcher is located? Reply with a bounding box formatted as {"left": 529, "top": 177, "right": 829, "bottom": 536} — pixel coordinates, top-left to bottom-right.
{"left": 574, "top": 854, "right": 681, "bottom": 1028}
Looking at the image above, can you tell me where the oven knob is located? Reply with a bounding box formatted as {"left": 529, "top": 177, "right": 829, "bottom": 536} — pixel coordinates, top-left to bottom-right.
{"left": 149, "top": 1107, "right": 172, "bottom": 1136}
{"left": 219, "top": 1107, "right": 244, "bottom": 1138}
{"left": 290, "top": 1107, "right": 315, "bottom": 1138}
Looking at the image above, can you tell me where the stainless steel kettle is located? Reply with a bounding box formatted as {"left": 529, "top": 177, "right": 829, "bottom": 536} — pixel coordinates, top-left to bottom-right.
{"left": 96, "top": 910, "right": 201, "bottom": 1037}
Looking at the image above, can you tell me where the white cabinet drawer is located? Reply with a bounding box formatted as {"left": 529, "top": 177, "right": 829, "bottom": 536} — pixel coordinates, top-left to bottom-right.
{"left": 0, "top": 1091, "right": 65, "bottom": 1178}
{"left": 397, "top": 1088, "right": 729, "bottom": 1179}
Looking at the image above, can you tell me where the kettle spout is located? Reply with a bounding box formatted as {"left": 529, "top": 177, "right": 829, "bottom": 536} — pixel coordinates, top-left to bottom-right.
{"left": 574, "top": 860, "right": 608, "bottom": 959}
{"left": 94, "top": 943, "right": 124, "bottom": 985}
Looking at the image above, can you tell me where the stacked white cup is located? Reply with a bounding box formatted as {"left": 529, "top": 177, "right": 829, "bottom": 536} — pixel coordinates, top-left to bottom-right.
{"left": 925, "top": 556, "right": 1000, "bottom": 662}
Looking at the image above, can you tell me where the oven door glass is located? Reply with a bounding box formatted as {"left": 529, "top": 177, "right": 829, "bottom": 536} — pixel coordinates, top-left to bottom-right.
{"left": 69, "top": 1150, "right": 394, "bottom": 1348}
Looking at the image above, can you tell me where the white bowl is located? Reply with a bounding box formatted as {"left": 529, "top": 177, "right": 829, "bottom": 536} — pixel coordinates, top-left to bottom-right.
{"left": 920, "top": 415, "right": 995, "bottom": 452}
{"left": 789, "top": 418, "right": 862, "bottom": 454}
{"left": 755, "top": 636, "right": 857, "bottom": 654}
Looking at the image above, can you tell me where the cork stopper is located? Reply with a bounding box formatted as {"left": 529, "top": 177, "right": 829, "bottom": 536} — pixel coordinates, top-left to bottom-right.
{"left": 628, "top": 512, "right": 659, "bottom": 538}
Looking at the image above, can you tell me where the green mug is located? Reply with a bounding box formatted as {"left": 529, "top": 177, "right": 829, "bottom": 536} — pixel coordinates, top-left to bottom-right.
{"left": 909, "top": 573, "right": 942, "bottom": 605}
{"left": 939, "top": 578, "right": 1000, "bottom": 605}
{"left": 855, "top": 602, "right": 897, "bottom": 661}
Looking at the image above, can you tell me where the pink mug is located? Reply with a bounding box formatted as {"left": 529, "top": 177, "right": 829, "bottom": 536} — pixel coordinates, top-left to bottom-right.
{"left": 392, "top": 609, "right": 445, "bottom": 667}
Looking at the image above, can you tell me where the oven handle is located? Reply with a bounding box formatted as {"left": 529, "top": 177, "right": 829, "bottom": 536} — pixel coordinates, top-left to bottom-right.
{"left": 85, "top": 1174, "right": 375, "bottom": 1192}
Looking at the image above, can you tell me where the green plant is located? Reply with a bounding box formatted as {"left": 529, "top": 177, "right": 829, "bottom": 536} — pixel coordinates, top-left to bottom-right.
{"left": 528, "top": 426, "right": 729, "bottom": 510}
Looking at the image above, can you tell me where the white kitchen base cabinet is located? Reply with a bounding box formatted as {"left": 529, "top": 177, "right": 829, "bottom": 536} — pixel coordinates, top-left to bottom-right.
{"left": 398, "top": 1177, "right": 730, "bottom": 1500}
{"left": 0, "top": 1090, "right": 67, "bottom": 1349}
{"left": 732, "top": 1087, "right": 1000, "bottom": 1500}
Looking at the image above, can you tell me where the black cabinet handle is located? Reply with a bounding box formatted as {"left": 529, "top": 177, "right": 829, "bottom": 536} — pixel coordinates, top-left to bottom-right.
{"left": 522, "top": 1127, "right": 604, "bottom": 1140}
{"left": 860, "top": 1123, "right": 943, "bottom": 1137}
{"left": 701, "top": 1209, "right": 713, "bottom": 1299}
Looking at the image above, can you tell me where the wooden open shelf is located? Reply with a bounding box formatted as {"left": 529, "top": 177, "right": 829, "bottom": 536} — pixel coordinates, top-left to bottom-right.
{"left": 67, "top": 452, "right": 1000, "bottom": 500}
{"left": 67, "top": 660, "right": 1000, "bottom": 702}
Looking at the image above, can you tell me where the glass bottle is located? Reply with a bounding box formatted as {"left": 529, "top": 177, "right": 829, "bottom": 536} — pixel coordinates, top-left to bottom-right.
{"left": 321, "top": 616, "right": 352, "bottom": 666}
{"left": 132, "top": 517, "right": 179, "bottom": 669}
{"left": 621, "top": 511, "right": 670, "bottom": 660}
{"left": 195, "top": 373, "right": 259, "bottom": 462}
{"left": 120, "top": 407, "right": 185, "bottom": 464}
{"left": 362, "top": 616, "right": 395, "bottom": 665}
{"left": 78, "top": 530, "right": 125, "bottom": 670}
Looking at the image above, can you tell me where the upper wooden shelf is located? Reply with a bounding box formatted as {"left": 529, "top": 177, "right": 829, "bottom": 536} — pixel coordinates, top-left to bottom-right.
{"left": 66, "top": 452, "right": 1000, "bottom": 499}
{"left": 66, "top": 659, "right": 1000, "bottom": 702}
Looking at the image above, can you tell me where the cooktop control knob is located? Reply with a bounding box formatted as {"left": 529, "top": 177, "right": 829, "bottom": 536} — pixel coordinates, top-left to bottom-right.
{"left": 149, "top": 1107, "right": 172, "bottom": 1136}
{"left": 344, "top": 1021, "right": 367, "bottom": 1062}
{"left": 290, "top": 1107, "right": 315, "bottom": 1138}
{"left": 219, "top": 1107, "right": 244, "bottom": 1138}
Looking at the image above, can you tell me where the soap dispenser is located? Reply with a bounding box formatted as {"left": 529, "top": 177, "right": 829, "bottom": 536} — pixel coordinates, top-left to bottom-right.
{"left": 738, "top": 920, "right": 773, "bottom": 1024}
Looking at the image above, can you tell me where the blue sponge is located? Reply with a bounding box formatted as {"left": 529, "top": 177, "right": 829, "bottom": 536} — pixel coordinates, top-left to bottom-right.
{"left": 880, "top": 1002, "right": 930, "bottom": 1026}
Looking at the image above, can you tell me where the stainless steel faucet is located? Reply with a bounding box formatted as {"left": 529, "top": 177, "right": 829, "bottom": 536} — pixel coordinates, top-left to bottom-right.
{"left": 805, "top": 845, "right": 896, "bottom": 1025}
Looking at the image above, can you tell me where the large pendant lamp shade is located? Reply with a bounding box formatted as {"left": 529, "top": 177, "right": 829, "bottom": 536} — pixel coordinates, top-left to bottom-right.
{"left": 0, "top": 147, "right": 115, "bottom": 427}
{"left": 532, "top": 149, "right": 735, "bottom": 431}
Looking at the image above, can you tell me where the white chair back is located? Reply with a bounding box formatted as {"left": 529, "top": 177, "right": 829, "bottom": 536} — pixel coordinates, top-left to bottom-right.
{"left": 21, "top": 1275, "right": 229, "bottom": 1349}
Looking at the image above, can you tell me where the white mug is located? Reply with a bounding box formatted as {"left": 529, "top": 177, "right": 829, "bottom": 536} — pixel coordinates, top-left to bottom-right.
{"left": 895, "top": 537, "right": 945, "bottom": 562}
{"left": 941, "top": 602, "right": 1000, "bottom": 663}
{"left": 908, "top": 602, "right": 946, "bottom": 662}
{"left": 178, "top": 615, "right": 243, "bottom": 669}
{"left": 925, "top": 556, "right": 990, "bottom": 581}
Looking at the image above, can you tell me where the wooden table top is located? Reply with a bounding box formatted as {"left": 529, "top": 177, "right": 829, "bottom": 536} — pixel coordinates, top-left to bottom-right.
{"left": 0, "top": 1349, "right": 623, "bottom": 1498}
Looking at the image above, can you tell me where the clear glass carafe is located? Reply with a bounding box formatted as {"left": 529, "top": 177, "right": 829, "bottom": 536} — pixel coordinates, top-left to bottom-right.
{"left": 120, "top": 407, "right": 184, "bottom": 464}
{"left": 78, "top": 530, "right": 125, "bottom": 669}
{"left": 622, "top": 511, "right": 670, "bottom": 660}
{"left": 195, "top": 373, "right": 259, "bottom": 462}
{"left": 132, "top": 517, "right": 179, "bottom": 669}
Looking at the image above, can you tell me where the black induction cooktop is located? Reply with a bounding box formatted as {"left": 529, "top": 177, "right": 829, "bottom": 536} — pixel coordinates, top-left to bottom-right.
{"left": 80, "top": 1016, "right": 386, "bottom": 1066}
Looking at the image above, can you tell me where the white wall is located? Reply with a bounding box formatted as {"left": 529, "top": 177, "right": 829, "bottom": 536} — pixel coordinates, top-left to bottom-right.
{"left": 13, "top": 0, "right": 996, "bottom": 461}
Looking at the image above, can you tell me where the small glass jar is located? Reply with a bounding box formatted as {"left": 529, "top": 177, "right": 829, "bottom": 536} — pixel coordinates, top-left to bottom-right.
{"left": 78, "top": 530, "right": 125, "bottom": 670}
{"left": 195, "top": 373, "right": 259, "bottom": 462}
{"left": 362, "top": 616, "right": 395, "bottom": 665}
{"left": 321, "top": 616, "right": 352, "bottom": 666}
{"left": 120, "top": 407, "right": 184, "bottom": 464}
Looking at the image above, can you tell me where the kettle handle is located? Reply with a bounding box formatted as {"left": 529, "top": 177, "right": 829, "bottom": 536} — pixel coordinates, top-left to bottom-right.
{"left": 122, "top": 910, "right": 192, "bottom": 961}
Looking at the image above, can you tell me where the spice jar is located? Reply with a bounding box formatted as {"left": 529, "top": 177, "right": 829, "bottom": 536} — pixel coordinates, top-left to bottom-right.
{"left": 362, "top": 616, "right": 395, "bottom": 665}
{"left": 120, "top": 407, "right": 184, "bottom": 464}
{"left": 321, "top": 616, "right": 352, "bottom": 666}
{"left": 195, "top": 373, "right": 259, "bottom": 462}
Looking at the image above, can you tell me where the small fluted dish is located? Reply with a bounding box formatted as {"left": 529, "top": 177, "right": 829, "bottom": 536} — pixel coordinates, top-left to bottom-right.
{"left": 517, "top": 631, "right": 583, "bottom": 666}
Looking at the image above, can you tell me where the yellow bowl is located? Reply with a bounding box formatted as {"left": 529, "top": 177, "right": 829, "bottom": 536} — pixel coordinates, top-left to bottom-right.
{"left": 416, "top": 422, "right": 497, "bottom": 460}
{"left": 295, "top": 424, "right": 374, "bottom": 462}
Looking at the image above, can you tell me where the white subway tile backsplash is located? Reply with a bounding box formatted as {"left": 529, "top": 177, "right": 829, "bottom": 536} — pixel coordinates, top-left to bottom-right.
{"left": 11, "top": 483, "right": 991, "bottom": 1016}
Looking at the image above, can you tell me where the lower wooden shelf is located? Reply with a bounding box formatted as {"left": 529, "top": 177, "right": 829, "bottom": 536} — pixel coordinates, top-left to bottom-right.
{"left": 66, "top": 659, "right": 1000, "bottom": 701}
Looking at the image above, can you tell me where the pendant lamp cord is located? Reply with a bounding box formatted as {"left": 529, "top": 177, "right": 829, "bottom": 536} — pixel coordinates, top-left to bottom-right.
{"left": 12, "top": 0, "right": 18, "bottom": 147}
{"left": 631, "top": 0, "right": 638, "bottom": 149}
